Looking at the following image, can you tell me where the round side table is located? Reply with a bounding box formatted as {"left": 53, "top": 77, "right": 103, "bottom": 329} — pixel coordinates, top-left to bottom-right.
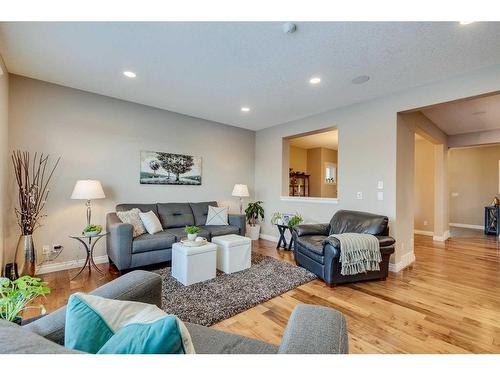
{"left": 69, "top": 233, "right": 107, "bottom": 280}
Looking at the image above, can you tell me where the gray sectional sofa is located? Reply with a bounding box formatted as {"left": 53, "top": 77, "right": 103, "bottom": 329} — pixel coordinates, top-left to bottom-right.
{"left": 0, "top": 271, "right": 348, "bottom": 354}
{"left": 106, "top": 201, "right": 246, "bottom": 271}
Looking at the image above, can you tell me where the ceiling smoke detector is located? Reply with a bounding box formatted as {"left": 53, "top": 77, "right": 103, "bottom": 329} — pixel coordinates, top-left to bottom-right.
{"left": 282, "top": 23, "right": 297, "bottom": 34}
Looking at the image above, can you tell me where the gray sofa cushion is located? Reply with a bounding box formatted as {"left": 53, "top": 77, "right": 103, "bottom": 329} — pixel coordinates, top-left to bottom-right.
{"left": 190, "top": 201, "right": 218, "bottom": 226}
{"left": 116, "top": 203, "right": 158, "bottom": 216}
{"left": 164, "top": 227, "right": 210, "bottom": 241}
{"left": 157, "top": 203, "right": 194, "bottom": 229}
{"left": 132, "top": 231, "right": 176, "bottom": 254}
{"left": 201, "top": 225, "right": 240, "bottom": 238}
{"left": 185, "top": 322, "right": 277, "bottom": 354}
{"left": 0, "top": 320, "right": 80, "bottom": 354}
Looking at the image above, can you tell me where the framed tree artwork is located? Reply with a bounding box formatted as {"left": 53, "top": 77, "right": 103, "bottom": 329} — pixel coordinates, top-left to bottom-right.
{"left": 140, "top": 151, "right": 202, "bottom": 185}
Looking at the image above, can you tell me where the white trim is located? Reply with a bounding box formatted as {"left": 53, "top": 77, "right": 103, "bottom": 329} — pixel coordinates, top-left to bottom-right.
{"left": 389, "top": 252, "right": 415, "bottom": 273}
{"left": 414, "top": 229, "right": 434, "bottom": 236}
{"left": 259, "top": 233, "right": 279, "bottom": 242}
{"left": 280, "top": 196, "right": 338, "bottom": 204}
{"left": 36, "top": 255, "right": 108, "bottom": 275}
{"left": 433, "top": 230, "right": 451, "bottom": 242}
{"left": 449, "top": 223, "right": 483, "bottom": 230}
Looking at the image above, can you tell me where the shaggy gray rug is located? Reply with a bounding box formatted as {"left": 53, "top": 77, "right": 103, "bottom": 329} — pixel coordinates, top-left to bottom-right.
{"left": 154, "top": 253, "right": 316, "bottom": 326}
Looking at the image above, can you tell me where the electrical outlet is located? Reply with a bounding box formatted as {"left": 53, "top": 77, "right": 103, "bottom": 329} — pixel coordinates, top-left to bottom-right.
{"left": 356, "top": 192, "right": 363, "bottom": 200}
{"left": 423, "top": 220, "right": 428, "bottom": 226}
{"left": 42, "top": 245, "right": 50, "bottom": 255}
{"left": 377, "top": 181, "right": 384, "bottom": 189}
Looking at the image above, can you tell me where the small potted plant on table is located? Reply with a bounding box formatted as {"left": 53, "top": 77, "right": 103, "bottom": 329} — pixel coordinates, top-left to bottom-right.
{"left": 0, "top": 276, "right": 51, "bottom": 325}
{"left": 82, "top": 224, "right": 103, "bottom": 236}
{"left": 184, "top": 226, "right": 200, "bottom": 241}
{"left": 245, "top": 201, "right": 264, "bottom": 240}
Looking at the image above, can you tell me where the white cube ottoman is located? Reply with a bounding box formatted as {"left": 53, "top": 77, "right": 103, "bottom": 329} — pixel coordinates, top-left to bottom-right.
{"left": 212, "top": 234, "right": 252, "bottom": 274}
{"left": 171, "top": 242, "right": 217, "bottom": 286}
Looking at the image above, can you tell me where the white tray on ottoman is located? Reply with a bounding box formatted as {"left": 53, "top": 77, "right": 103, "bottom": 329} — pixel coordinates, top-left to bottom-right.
{"left": 212, "top": 234, "right": 252, "bottom": 274}
{"left": 172, "top": 242, "right": 217, "bottom": 286}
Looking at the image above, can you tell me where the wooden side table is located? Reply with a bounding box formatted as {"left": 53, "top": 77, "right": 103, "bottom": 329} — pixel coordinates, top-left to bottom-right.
{"left": 276, "top": 224, "right": 294, "bottom": 251}
{"left": 69, "top": 233, "right": 107, "bottom": 280}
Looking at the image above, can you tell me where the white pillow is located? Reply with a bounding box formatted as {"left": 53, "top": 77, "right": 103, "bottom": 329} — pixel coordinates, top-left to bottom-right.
{"left": 116, "top": 208, "right": 146, "bottom": 237}
{"left": 205, "top": 205, "right": 228, "bottom": 226}
{"left": 139, "top": 210, "right": 163, "bottom": 234}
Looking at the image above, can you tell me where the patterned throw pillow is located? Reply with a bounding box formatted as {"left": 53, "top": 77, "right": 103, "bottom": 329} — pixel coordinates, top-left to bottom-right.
{"left": 116, "top": 208, "right": 146, "bottom": 237}
{"left": 205, "top": 205, "right": 228, "bottom": 226}
{"left": 64, "top": 293, "right": 195, "bottom": 354}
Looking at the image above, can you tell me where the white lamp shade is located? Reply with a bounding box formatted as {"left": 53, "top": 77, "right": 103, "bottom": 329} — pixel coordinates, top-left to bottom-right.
{"left": 71, "top": 180, "right": 105, "bottom": 200}
{"left": 232, "top": 184, "right": 249, "bottom": 197}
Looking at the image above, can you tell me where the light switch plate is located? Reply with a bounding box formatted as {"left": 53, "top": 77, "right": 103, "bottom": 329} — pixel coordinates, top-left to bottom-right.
{"left": 377, "top": 191, "right": 384, "bottom": 201}
{"left": 377, "top": 180, "right": 384, "bottom": 189}
{"left": 356, "top": 192, "right": 363, "bottom": 200}
{"left": 451, "top": 192, "right": 459, "bottom": 197}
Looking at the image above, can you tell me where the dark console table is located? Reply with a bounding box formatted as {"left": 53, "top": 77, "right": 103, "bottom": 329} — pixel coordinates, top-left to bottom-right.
{"left": 484, "top": 206, "right": 500, "bottom": 236}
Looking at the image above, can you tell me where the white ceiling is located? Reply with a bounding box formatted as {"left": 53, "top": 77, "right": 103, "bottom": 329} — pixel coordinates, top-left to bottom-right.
{"left": 422, "top": 93, "right": 500, "bottom": 135}
{"left": 2, "top": 22, "right": 500, "bottom": 131}
{"left": 289, "top": 129, "right": 338, "bottom": 150}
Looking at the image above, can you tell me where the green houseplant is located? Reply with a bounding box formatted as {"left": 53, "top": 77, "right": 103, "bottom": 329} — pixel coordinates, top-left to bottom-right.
{"left": 245, "top": 201, "right": 264, "bottom": 240}
{"left": 184, "top": 226, "right": 201, "bottom": 241}
{"left": 0, "top": 275, "right": 51, "bottom": 324}
{"left": 82, "top": 224, "right": 102, "bottom": 236}
{"left": 287, "top": 213, "right": 304, "bottom": 229}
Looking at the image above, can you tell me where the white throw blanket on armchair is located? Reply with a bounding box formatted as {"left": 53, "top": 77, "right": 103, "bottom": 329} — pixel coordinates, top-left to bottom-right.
{"left": 329, "top": 233, "right": 382, "bottom": 276}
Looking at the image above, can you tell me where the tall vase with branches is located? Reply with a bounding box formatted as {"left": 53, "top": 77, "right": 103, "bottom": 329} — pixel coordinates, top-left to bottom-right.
{"left": 11, "top": 151, "right": 60, "bottom": 278}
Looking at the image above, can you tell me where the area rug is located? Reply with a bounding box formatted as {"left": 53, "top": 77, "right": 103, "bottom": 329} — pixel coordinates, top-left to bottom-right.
{"left": 154, "top": 253, "right": 316, "bottom": 326}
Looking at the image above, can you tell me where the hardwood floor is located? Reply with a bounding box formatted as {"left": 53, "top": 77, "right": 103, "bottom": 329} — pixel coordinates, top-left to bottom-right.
{"left": 31, "top": 232, "right": 500, "bottom": 353}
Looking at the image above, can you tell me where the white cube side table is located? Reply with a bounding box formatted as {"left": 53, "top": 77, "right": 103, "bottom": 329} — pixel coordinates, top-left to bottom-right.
{"left": 172, "top": 242, "right": 217, "bottom": 286}
{"left": 212, "top": 234, "right": 252, "bottom": 274}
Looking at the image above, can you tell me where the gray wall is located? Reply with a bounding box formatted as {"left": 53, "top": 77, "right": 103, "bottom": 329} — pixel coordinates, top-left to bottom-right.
{"left": 6, "top": 75, "right": 255, "bottom": 269}
{"left": 255, "top": 64, "right": 500, "bottom": 269}
{"left": 0, "top": 55, "right": 8, "bottom": 274}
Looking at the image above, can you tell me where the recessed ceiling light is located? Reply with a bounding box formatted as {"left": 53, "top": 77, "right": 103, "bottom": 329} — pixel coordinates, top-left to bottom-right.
{"left": 459, "top": 21, "right": 475, "bottom": 25}
{"left": 241, "top": 107, "right": 250, "bottom": 112}
{"left": 352, "top": 75, "right": 370, "bottom": 84}
{"left": 123, "top": 71, "right": 136, "bottom": 78}
{"left": 309, "top": 77, "right": 321, "bottom": 84}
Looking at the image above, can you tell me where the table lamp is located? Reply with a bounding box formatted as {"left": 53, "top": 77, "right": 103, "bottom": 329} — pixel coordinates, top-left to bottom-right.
{"left": 71, "top": 180, "right": 105, "bottom": 225}
{"left": 232, "top": 184, "right": 249, "bottom": 214}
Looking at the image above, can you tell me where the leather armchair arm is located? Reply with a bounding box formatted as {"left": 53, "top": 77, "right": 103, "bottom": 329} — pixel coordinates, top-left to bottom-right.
{"left": 228, "top": 214, "right": 246, "bottom": 236}
{"left": 278, "top": 304, "right": 348, "bottom": 354}
{"left": 106, "top": 212, "right": 133, "bottom": 270}
{"left": 376, "top": 235, "right": 396, "bottom": 247}
{"left": 323, "top": 235, "right": 396, "bottom": 249}
{"left": 292, "top": 223, "right": 330, "bottom": 237}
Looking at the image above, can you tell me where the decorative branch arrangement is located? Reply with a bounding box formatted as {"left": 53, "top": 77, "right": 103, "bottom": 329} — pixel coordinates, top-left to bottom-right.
{"left": 11, "top": 151, "right": 61, "bottom": 235}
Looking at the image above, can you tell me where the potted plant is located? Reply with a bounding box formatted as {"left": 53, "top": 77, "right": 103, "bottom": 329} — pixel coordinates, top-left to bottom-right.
{"left": 0, "top": 275, "right": 51, "bottom": 325}
{"left": 287, "top": 213, "right": 304, "bottom": 229}
{"left": 184, "top": 226, "right": 200, "bottom": 241}
{"left": 82, "top": 224, "right": 103, "bottom": 236}
{"left": 12, "top": 151, "right": 60, "bottom": 278}
{"left": 245, "top": 201, "right": 264, "bottom": 240}
{"left": 270, "top": 212, "right": 284, "bottom": 226}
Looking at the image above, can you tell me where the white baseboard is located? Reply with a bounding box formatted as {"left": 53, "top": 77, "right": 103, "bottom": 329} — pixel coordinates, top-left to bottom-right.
{"left": 36, "top": 255, "right": 108, "bottom": 275}
{"left": 389, "top": 252, "right": 415, "bottom": 273}
{"left": 259, "top": 233, "right": 279, "bottom": 242}
{"left": 414, "top": 229, "right": 434, "bottom": 236}
{"left": 433, "top": 230, "right": 450, "bottom": 242}
{"left": 449, "top": 223, "right": 483, "bottom": 230}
